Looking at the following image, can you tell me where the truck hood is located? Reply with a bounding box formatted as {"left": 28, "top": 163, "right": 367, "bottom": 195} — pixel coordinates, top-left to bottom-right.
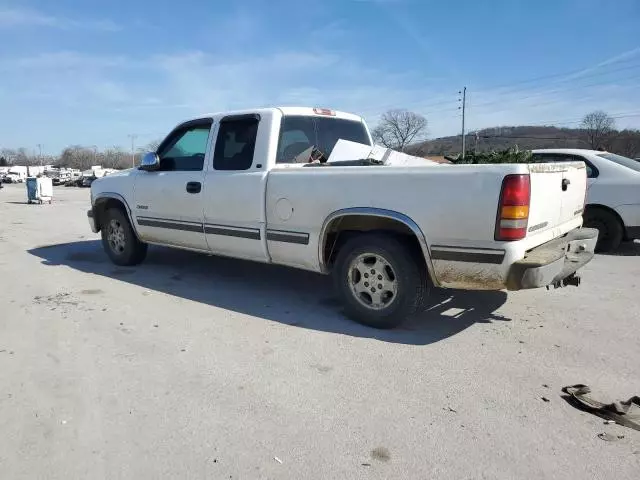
{"left": 95, "top": 168, "right": 135, "bottom": 180}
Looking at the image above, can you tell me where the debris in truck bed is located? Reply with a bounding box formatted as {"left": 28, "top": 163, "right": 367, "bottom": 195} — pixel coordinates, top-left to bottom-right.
{"left": 327, "top": 139, "right": 438, "bottom": 167}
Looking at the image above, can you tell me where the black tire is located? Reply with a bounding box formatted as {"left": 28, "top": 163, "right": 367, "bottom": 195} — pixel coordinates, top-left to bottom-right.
{"left": 332, "top": 234, "right": 428, "bottom": 329}
{"left": 583, "top": 207, "right": 624, "bottom": 253}
{"left": 100, "top": 207, "right": 148, "bottom": 266}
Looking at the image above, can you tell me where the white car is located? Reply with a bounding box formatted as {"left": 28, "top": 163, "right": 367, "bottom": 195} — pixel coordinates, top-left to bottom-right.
{"left": 87, "top": 107, "right": 597, "bottom": 328}
{"left": 532, "top": 149, "right": 640, "bottom": 252}
{"left": 4, "top": 172, "right": 25, "bottom": 183}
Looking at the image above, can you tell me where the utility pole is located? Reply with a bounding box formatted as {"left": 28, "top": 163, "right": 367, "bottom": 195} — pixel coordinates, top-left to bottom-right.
{"left": 127, "top": 134, "right": 138, "bottom": 168}
{"left": 91, "top": 145, "right": 98, "bottom": 165}
{"left": 37, "top": 143, "right": 43, "bottom": 165}
{"left": 458, "top": 87, "right": 467, "bottom": 160}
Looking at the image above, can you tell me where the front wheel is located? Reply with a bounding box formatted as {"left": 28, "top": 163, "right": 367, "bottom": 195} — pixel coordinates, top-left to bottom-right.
{"left": 332, "top": 234, "right": 428, "bottom": 329}
{"left": 100, "top": 208, "right": 148, "bottom": 266}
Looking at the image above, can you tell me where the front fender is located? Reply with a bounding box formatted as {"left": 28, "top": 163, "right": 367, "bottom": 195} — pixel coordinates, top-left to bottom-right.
{"left": 92, "top": 192, "right": 139, "bottom": 238}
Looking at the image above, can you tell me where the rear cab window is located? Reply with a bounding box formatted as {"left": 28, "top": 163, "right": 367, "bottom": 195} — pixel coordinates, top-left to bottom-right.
{"left": 277, "top": 115, "right": 370, "bottom": 164}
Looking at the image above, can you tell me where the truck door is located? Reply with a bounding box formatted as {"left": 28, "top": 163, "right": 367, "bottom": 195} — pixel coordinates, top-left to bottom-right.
{"left": 133, "top": 119, "right": 212, "bottom": 251}
{"left": 202, "top": 114, "right": 269, "bottom": 261}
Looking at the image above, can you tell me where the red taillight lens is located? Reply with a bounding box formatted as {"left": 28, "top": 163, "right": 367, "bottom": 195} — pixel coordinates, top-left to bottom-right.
{"left": 495, "top": 174, "right": 530, "bottom": 241}
{"left": 501, "top": 174, "right": 530, "bottom": 206}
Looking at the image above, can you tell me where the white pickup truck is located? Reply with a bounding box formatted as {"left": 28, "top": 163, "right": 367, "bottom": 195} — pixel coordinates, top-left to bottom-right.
{"left": 88, "top": 107, "right": 598, "bottom": 328}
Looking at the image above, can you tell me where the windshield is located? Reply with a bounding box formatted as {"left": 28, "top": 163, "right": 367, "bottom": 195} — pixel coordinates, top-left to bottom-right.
{"left": 277, "top": 115, "right": 370, "bottom": 163}
{"left": 597, "top": 153, "right": 640, "bottom": 172}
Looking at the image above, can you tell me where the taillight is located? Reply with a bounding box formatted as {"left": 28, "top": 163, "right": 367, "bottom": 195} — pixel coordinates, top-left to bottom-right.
{"left": 495, "top": 174, "right": 530, "bottom": 241}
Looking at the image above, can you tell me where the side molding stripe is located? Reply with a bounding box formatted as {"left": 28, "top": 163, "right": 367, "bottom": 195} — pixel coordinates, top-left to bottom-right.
{"left": 135, "top": 216, "right": 310, "bottom": 243}
{"left": 431, "top": 245, "right": 505, "bottom": 264}
{"left": 266, "top": 229, "right": 310, "bottom": 245}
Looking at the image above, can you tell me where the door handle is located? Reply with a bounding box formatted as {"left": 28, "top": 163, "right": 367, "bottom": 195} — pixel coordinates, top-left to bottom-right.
{"left": 186, "top": 181, "right": 201, "bottom": 194}
{"left": 562, "top": 178, "right": 570, "bottom": 191}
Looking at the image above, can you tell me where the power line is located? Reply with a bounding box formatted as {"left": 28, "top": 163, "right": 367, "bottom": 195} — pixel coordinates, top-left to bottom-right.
{"left": 467, "top": 71, "right": 640, "bottom": 111}
{"left": 356, "top": 97, "right": 459, "bottom": 117}
{"left": 358, "top": 65, "right": 640, "bottom": 121}
{"left": 359, "top": 56, "right": 640, "bottom": 121}
{"left": 479, "top": 135, "right": 582, "bottom": 140}
{"left": 467, "top": 56, "right": 640, "bottom": 95}
{"left": 517, "top": 111, "right": 640, "bottom": 127}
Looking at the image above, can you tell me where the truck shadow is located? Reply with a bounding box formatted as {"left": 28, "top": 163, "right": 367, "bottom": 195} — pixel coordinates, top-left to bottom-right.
{"left": 28, "top": 241, "right": 510, "bottom": 346}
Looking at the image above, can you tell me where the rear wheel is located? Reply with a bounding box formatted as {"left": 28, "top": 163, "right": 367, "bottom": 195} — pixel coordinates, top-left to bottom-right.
{"left": 101, "top": 208, "right": 147, "bottom": 266}
{"left": 332, "top": 234, "right": 428, "bottom": 329}
{"left": 583, "top": 208, "right": 623, "bottom": 252}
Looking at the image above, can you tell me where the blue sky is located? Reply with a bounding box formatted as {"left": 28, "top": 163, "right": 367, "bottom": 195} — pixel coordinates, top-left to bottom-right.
{"left": 0, "top": 0, "right": 639, "bottom": 154}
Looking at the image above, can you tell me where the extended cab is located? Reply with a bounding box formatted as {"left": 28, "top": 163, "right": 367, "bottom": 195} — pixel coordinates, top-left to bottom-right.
{"left": 88, "top": 107, "right": 598, "bottom": 328}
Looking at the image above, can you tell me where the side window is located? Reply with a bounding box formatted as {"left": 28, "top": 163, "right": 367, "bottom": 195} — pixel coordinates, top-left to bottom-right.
{"left": 585, "top": 164, "right": 595, "bottom": 178}
{"left": 157, "top": 123, "right": 212, "bottom": 171}
{"left": 277, "top": 116, "right": 315, "bottom": 163}
{"left": 572, "top": 156, "right": 598, "bottom": 178}
{"left": 532, "top": 153, "right": 598, "bottom": 178}
{"left": 530, "top": 153, "right": 549, "bottom": 163}
{"left": 213, "top": 118, "right": 259, "bottom": 171}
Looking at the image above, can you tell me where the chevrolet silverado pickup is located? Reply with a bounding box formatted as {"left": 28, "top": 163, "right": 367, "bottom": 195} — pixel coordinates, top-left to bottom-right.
{"left": 88, "top": 107, "right": 598, "bottom": 328}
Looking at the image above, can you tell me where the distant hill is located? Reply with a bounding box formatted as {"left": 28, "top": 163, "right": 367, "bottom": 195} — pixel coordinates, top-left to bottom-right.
{"left": 407, "top": 126, "right": 640, "bottom": 158}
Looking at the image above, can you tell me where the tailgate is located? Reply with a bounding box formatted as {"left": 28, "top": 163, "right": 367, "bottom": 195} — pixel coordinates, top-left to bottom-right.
{"left": 527, "top": 162, "right": 587, "bottom": 236}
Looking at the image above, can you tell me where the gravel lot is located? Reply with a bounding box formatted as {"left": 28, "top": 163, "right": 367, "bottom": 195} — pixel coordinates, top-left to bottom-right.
{"left": 1, "top": 182, "right": 639, "bottom": 479}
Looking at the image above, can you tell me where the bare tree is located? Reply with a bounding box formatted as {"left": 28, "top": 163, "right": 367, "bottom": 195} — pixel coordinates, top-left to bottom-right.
{"left": 102, "top": 147, "right": 129, "bottom": 169}
{"left": 144, "top": 139, "right": 161, "bottom": 152}
{"left": 581, "top": 111, "right": 616, "bottom": 150}
{"left": 57, "top": 146, "right": 96, "bottom": 170}
{"left": 611, "top": 129, "right": 640, "bottom": 158}
{"left": 372, "top": 109, "right": 428, "bottom": 152}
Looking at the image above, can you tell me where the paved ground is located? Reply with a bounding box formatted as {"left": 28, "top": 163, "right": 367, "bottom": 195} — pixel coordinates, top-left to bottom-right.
{"left": 1, "top": 183, "right": 639, "bottom": 479}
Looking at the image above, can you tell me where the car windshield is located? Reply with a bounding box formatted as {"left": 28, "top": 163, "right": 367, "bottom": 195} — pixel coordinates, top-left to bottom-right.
{"left": 597, "top": 153, "right": 640, "bottom": 172}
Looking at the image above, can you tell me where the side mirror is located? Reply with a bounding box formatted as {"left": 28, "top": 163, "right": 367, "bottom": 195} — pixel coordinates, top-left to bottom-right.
{"left": 139, "top": 152, "right": 160, "bottom": 171}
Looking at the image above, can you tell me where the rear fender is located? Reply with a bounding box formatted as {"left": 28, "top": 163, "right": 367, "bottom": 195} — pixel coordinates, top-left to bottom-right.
{"left": 318, "top": 207, "right": 438, "bottom": 286}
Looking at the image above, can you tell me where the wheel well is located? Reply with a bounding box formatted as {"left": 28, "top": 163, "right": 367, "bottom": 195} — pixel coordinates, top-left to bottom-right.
{"left": 94, "top": 197, "right": 128, "bottom": 232}
{"left": 322, "top": 215, "right": 427, "bottom": 273}
{"left": 584, "top": 204, "right": 627, "bottom": 238}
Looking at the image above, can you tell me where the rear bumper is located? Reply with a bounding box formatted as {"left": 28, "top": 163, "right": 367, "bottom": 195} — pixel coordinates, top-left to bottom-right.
{"left": 87, "top": 209, "right": 99, "bottom": 233}
{"left": 506, "top": 228, "right": 598, "bottom": 290}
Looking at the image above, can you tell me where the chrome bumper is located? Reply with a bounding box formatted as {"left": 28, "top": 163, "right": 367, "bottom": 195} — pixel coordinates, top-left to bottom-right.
{"left": 506, "top": 228, "right": 598, "bottom": 290}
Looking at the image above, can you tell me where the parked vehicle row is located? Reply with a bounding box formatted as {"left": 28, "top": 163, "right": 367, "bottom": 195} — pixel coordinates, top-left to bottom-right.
{"left": 1, "top": 166, "right": 118, "bottom": 187}
{"left": 2, "top": 172, "right": 26, "bottom": 183}
{"left": 88, "top": 107, "right": 597, "bottom": 329}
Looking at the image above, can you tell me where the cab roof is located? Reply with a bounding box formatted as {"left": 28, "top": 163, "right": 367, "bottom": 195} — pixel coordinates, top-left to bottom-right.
{"left": 194, "top": 107, "right": 364, "bottom": 123}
